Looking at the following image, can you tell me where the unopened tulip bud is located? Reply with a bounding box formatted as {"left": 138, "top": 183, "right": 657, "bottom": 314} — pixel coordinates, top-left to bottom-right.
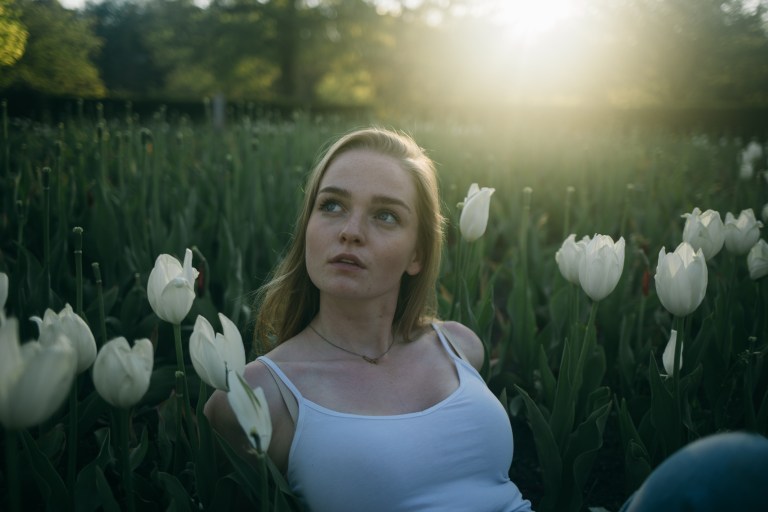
{"left": 459, "top": 183, "right": 495, "bottom": 242}
{"left": 147, "top": 248, "right": 199, "bottom": 324}
{"left": 578, "top": 234, "right": 625, "bottom": 301}
{"left": 747, "top": 239, "right": 768, "bottom": 280}
{"left": 92, "top": 337, "right": 154, "bottom": 409}
{"left": 655, "top": 242, "right": 708, "bottom": 317}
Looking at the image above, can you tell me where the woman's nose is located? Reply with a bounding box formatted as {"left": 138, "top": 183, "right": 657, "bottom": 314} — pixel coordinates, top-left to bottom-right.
{"left": 339, "top": 214, "right": 365, "bottom": 244}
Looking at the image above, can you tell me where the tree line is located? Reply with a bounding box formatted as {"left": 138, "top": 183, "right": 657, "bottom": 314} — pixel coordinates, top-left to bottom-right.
{"left": 2, "top": 0, "right": 768, "bottom": 112}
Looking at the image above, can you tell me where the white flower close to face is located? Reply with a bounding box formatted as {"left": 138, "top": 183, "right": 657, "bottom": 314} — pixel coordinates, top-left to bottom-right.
{"left": 190, "top": 313, "right": 246, "bottom": 391}
{"left": 31, "top": 303, "right": 97, "bottom": 374}
{"left": 662, "top": 329, "right": 682, "bottom": 376}
{"left": 555, "top": 234, "right": 591, "bottom": 285}
{"left": 747, "top": 239, "right": 768, "bottom": 280}
{"left": 147, "top": 248, "right": 199, "bottom": 324}
{"left": 459, "top": 183, "right": 495, "bottom": 242}
{"left": 724, "top": 209, "right": 763, "bottom": 256}
{"left": 92, "top": 337, "right": 154, "bottom": 409}
{"left": 226, "top": 370, "right": 272, "bottom": 453}
{"left": 681, "top": 207, "right": 725, "bottom": 260}
{"left": 0, "top": 272, "right": 8, "bottom": 318}
{"left": 0, "top": 317, "right": 78, "bottom": 430}
{"left": 654, "top": 242, "right": 708, "bottom": 317}
{"left": 578, "top": 234, "right": 625, "bottom": 301}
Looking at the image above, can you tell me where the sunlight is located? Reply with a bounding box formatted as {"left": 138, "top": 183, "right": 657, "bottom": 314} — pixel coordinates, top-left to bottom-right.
{"left": 489, "top": 0, "right": 578, "bottom": 43}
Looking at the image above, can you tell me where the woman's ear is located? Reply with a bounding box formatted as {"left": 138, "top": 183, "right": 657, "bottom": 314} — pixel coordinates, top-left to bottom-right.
{"left": 405, "top": 250, "right": 422, "bottom": 276}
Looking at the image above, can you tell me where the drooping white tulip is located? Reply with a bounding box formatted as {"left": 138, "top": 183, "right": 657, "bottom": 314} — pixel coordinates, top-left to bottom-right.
{"left": 681, "top": 207, "right": 725, "bottom": 260}
{"left": 147, "top": 248, "right": 199, "bottom": 324}
{"left": 92, "top": 337, "right": 154, "bottom": 409}
{"left": 31, "top": 303, "right": 97, "bottom": 374}
{"left": 459, "top": 183, "right": 495, "bottom": 242}
{"left": 190, "top": 313, "right": 246, "bottom": 391}
{"left": 724, "top": 209, "right": 763, "bottom": 256}
{"left": 662, "top": 329, "right": 682, "bottom": 376}
{"left": 226, "top": 370, "right": 272, "bottom": 453}
{"left": 655, "top": 242, "right": 708, "bottom": 317}
{"left": 578, "top": 234, "right": 625, "bottom": 301}
{"left": 0, "top": 318, "right": 78, "bottom": 429}
{"left": 555, "top": 234, "right": 591, "bottom": 285}
{"left": 747, "top": 239, "right": 768, "bottom": 280}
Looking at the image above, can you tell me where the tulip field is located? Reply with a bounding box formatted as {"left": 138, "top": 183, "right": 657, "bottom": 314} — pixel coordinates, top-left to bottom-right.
{"left": 1, "top": 100, "right": 767, "bottom": 511}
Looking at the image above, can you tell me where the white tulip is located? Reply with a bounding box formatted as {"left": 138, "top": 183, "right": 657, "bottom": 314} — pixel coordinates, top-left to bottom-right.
{"left": 578, "top": 234, "right": 625, "bottom": 301}
{"left": 0, "top": 318, "right": 78, "bottom": 429}
{"left": 654, "top": 242, "right": 708, "bottom": 317}
{"left": 226, "top": 370, "right": 272, "bottom": 453}
{"left": 724, "top": 209, "right": 763, "bottom": 256}
{"left": 662, "top": 329, "right": 682, "bottom": 376}
{"left": 459, "top": 183, "right": 495, "bottom": 242}
{"left": 190, "top": 313, "right": 246, "bottom": 391}
{"left": 555, "top": 234, "right": 590, "bottom": 285}
{"left": 681, "top": 208, "right": 725, "bottom": 260}
{"left": 92, "top": 337, "right": 154, "bottom": 409}
{"left": 0, "top": 272, "right": 8, "bottom": 318}
{"left": 747, "top": 239, "right": 768, "bottom": 280}
{"left": 31, "top": 304, "right": 97, "bottom": 374}
{"left": 147, "top": 248, "right": 199, "bottom": 324}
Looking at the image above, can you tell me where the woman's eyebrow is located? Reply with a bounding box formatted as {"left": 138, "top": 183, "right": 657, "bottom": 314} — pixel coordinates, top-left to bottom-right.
{"left": 318, "top": 186, "right": 412, "bottom": 212}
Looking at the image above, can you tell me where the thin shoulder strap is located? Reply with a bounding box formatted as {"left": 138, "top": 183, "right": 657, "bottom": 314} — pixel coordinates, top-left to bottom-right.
{"left": 261, "top": 359, "right": 299, "bottom": 425}
{"left": 433, "top": 322, "right": 470, "bottom": 364}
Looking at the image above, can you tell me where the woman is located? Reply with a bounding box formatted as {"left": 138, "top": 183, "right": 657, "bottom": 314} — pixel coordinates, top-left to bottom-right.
{"left": 205, "top": 127, "right": 532, "bottom": 511}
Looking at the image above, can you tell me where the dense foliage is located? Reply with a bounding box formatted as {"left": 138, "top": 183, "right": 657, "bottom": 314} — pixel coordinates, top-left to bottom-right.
{"left": 0, "top": 99, "right": 767, "bottom": 510}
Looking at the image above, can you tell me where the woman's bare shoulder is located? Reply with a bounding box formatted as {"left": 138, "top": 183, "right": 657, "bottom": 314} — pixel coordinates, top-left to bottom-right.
{"left": 437, "top": 320, "right": 486, "bottom": 371}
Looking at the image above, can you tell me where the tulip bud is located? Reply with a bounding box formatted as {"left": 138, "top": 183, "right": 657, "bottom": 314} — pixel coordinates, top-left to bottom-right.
{"left": 578, "top": 234, "right": 625, "bottom": 301}
{"left": 190, "top": 313, "right": 246, "bottom": 391}
{"left": 747, "top": 239, "right": 768, "bottom": 280}
{"left": 31, "top": 303, "right": 97, "bottom": 374}
{"left": 0, "top": 318, "right": 78, "bottom": 429}
{"left": 655, "top": 242, "right": 708, "bottom": 317}
{"left": 147, "top": 248, "right": 199, "bottom": 324}
{"left": 92, "top": 337, "right": 154, "bottom": 409}
{"left": 459, "top": 183, "right": 495, "bottom": 242}
{"left": 662, "top": 329, "right": 682, "bottom": 376}
{"left": 226, "top": 370, "right": 272, "bottom": 453}
{"left": 724, "top": 209, "right": 763, "bottom": 255}
{"left": 555, "top": 234, "right": 590, "bottom": 285}
{"left": 681, "top": 207, "right": 725, "bottom": 260}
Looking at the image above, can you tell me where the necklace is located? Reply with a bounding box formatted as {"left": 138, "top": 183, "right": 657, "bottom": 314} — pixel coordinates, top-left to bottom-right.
{"left": 309, "top": 324, "right": 395, "bottom": 364}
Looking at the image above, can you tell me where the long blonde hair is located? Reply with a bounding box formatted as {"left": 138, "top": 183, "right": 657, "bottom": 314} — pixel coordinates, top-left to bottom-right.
{"left": 253, "top": 127, "right": 445, "bottom": 353}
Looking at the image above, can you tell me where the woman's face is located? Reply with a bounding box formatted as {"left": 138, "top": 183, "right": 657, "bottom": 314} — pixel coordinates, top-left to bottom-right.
{"left": 305, "top": 148, "right": 422, "bottom": 306}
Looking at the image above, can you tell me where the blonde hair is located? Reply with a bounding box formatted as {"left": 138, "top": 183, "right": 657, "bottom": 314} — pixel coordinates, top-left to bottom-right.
{"left": 253, "top": 127, "right": 445, "bottom": 353}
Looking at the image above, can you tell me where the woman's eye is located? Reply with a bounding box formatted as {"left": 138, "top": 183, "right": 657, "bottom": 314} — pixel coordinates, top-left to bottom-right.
{"left": 319, "top": 199, "right": 342, "bottom": 213}
{"left": 376, "top": 211, "right": 398, "bottom": 224}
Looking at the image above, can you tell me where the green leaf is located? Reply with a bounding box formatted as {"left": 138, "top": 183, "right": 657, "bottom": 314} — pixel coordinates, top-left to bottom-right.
{"left": 648, "top": 355, "right": 678, "bottom": 457}
{"left": 75, "top": 428, "right": 119, "bottom": 512}
{"left": 20, "top": 429, "right": 69, "bottom": 507}
{"left": 514, "top": 385, "right": 562, "bottom": 512}
{"left": 129, "top": 426, "right": 149, "bottom": 471}
{"left": 156, "top": 471, "right": 192, "bottom": 512}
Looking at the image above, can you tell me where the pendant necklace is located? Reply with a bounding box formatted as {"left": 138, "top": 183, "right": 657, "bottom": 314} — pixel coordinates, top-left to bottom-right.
{"left": 309, "top": 324, "right": 395, "bottom": 364}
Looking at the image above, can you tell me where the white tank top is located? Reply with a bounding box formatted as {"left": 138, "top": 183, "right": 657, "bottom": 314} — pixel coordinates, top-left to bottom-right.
{"left": 258, "top": 324, "right": 532, "bottom": 512}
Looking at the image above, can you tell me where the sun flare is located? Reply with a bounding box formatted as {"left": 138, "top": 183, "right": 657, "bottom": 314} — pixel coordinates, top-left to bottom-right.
{"left": 489, "top": 0, "right": 578, "bottom": 42}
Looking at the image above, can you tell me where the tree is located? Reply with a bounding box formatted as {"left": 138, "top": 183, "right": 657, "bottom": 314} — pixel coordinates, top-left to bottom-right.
{"left": 0, "top": 0, "right": 27, "bottom": 67}
{"left": 0, "top": 0, "right": 105, "bottom": 97}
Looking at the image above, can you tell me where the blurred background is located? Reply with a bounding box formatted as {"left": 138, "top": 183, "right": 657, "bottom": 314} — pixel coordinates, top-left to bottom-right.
{"left": 3, "top": 0, "right": 768, "bottom": 131}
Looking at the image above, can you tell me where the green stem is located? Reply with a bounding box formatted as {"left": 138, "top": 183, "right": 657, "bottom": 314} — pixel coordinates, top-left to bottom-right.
{"left": 119, "top": 408, "right": 135, "bottom": 512}
{"left": 5, "top": 428, "right": 20, "bottom": 512}
{"left": 67, "top": 378, "right": 79, "bottom": 508}
{"left": 672, "top": 315, "right": 685, "bottom": 450}
{"left": 173, "top": 323, "right": 197, "bottom": 455}
{"left": 73, "top": 227, "right": 83, "bottom": 316}
{"left": 42, "top": 167, "right": 52, "bottom": 300}
{"left": 92, "top": 263, "right": 108, "bottom": 347}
